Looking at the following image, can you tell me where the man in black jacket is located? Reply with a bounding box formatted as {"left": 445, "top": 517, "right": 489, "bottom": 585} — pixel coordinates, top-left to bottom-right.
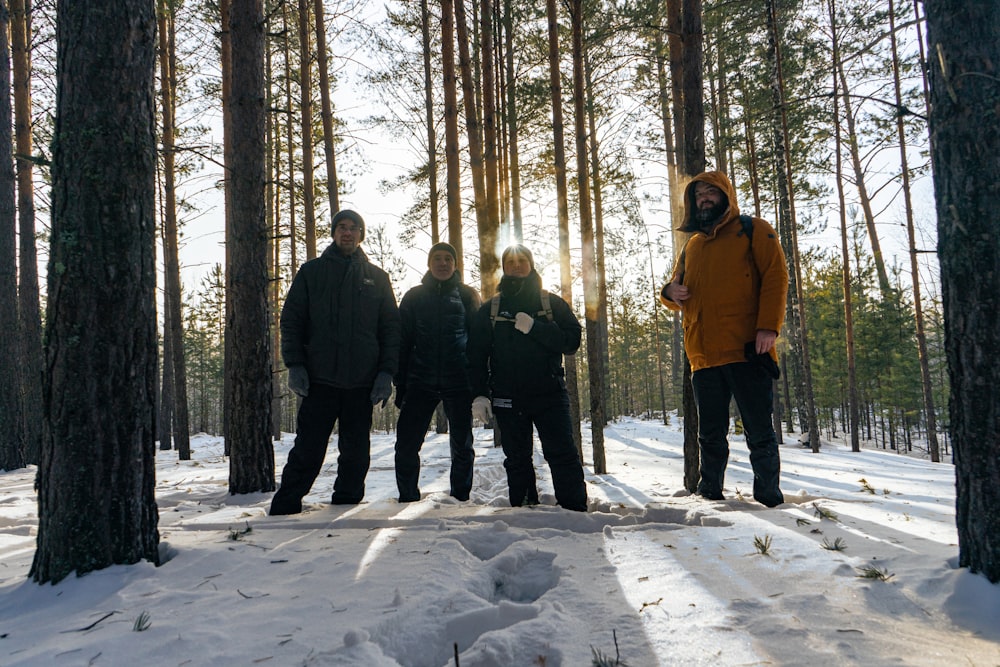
{"left": 270, "top": 209, "right": 400, "bottom": 515}
{"left": 467, "top": 244, "right": 588, "bottom": 511}
{"left": 393, "top": 242, "right": 481, "bottom": 502}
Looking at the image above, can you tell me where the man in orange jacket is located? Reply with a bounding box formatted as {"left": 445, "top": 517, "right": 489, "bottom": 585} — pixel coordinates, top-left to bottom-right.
{"left": 660, "top": 171, "right": 789, "bottom": 507}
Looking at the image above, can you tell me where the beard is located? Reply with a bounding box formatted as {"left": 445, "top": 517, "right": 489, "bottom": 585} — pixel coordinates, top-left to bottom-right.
{"left": 695, "top": 200, "right": 728, "bottom": 225}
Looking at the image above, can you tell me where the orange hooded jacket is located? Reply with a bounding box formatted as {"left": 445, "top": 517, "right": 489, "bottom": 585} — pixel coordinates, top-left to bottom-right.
{"left": 659, "top": 171, "right": 788, "bottom": 372}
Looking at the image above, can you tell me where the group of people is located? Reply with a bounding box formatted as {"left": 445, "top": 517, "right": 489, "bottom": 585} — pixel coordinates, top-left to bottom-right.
{"left": 269, "top": 211, "right": 587, "bottom": 515}
{"left": 269, "top": 169, "right": 790, "bottom": 516}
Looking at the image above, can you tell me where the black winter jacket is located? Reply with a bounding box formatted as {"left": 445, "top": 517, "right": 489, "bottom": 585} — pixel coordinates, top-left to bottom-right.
{"left": 467, "top": 270, "right": 581, "bottom": 400}
{"left": 280, "top": 245, "right": 400, "bottom": 389}
{"left": 396, "top": 271, "right": 481, "bottom": 393}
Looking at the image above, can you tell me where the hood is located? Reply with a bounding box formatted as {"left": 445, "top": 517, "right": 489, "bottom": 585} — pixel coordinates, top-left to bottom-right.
{"left": 679, "top": 170, "right": 740, "bottom": 233}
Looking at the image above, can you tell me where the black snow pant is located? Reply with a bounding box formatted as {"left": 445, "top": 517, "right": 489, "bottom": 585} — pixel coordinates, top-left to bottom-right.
{"left": 492, "top": 390, "right": 588, "bottom": 511}
{"left": 270, "top": 383, "right": 373, "bottom": 514}
{"left": 394, "top": 385, "right": 475, "bottom": 501}
{"left": 691, "top": 361, "right": 783, "bottom": 507}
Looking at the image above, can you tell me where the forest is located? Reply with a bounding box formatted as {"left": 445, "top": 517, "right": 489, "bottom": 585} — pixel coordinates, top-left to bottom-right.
{"left": 0, "top": 0, "right": 997, "bottom": 585}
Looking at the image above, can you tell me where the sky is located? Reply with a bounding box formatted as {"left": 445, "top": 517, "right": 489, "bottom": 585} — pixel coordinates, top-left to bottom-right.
{"left": 1, "top": 416, "right": 998, "bottom": 666}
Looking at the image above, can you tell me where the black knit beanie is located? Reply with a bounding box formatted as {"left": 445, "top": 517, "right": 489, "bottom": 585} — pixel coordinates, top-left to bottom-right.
{"left": 428, "top": 242, "right": 458, "bottom": 265}
{"left": 332, "top": 209, "right": 365, "bottom": 241}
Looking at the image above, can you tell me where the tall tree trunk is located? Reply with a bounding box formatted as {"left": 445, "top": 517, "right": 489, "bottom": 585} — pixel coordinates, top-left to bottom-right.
{"left": 282, "top": 1, "right": 299, "bottom": 275}
{"left": 297, "top": 0, "right": 316, "bottom": 259}
{"left": 502, "top": 0, "right": 522, "bottom": 242}
{"left": 454, "top": 0, "right": 497, "bottom": 296}
{"left": 313, "top": 0, "right": 340, "bottom": 214}
{"left": 221, "top": 0, "right": 233, "bottom": 451}
{"left": 0, "top": 0, "right": 24, "bottom": 472}
{"left": 31, "top": 0, "right": 160, "bottom": 583}
{"left": 714, "top": 40, "right": 730, "bottom": 175}
{"left": 480, "top": 0, "right": 501, "bottom": 268}
{"left": 546, "top": 0, "right": 582, "bottom": 454}
{"left": 925, "top": 0, "right": 1000, "bottom": 583}
{"left": 159, "top": 290, "right": 175, "bottom": 450}
{"left": 227, "top": 0, "right": 275, "bottom": 495}
{"left": 421, "top": 0, "right": 440, "bottom": 243}
{"left": 829, "top": 0, "right": 860, "bottom": 453}
{"left": 570, "top": 0, "right": 605, "bottom": 473}
{"left": 11, "top": 0, "right": 41, "bottom": 466}
{"left": 889, "top": 0, "right": 938, "bottom": 462}
{"left": 583, "top": 48, "right": 611, "bottom": 425}
{"left": 653, "top": 26, "right": 682, "bottom": 407}
{"left": 266, "top": 9, "right": 282, "bottom": 441}
{"left": 441, "top": 0, "right": 463, "bottom": 264}
{"left": 768, "top": 0, "right": 819, "bottom": 450}
{"left": 668, "top": 0, "right": 705, "bottom": 493}
{"left": 836, "top": 61, "right": 892, "bottom": 297}
{"left": 158, "top": 0, "right": 191, "bottom": 459}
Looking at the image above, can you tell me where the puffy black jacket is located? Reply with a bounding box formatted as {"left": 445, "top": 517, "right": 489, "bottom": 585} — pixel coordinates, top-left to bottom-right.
{"left": 396, "top": 271, "right": 481, "bottom": 392}
{"left": 467, "top": 271, "right": 581, "bottom": 400}
{"left": 280, "top": 246, "right": 400, "bottom": 389}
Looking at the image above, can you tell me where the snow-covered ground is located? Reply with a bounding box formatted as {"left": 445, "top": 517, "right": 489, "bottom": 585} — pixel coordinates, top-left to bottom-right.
{"left": 1, "top": 416, "right": 998, "bottom": 666}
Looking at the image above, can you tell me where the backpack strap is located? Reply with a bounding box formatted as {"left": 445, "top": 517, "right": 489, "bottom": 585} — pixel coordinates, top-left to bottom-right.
{"left": 490, "top": 289, "right": 554, "bottom": 327}
{"left": 490, "top": 293, "right": 501, "bottom": 327}
{"left": 539, "top": 289, "right": 554, "bottom": 322}
{"left": 738, "top": 214, "right": 754, "bottom": 246}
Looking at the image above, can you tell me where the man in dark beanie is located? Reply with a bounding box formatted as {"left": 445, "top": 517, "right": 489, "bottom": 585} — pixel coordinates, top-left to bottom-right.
{"left": 270, "top": 209, "right": 400, "bottom": 514}
{"left": 393, "top": 242, "right": 481, "bottom": 502}
{"left": 467, "top": 244, "right": 588, "bottom": 511}
{"left": 332, "top": 209, "right": 365, "bottom": 241}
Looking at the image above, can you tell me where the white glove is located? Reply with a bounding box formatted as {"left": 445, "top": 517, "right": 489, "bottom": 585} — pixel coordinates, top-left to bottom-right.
{"left": 472, "top": 396, "right": 493, "bottom": 423}
{"left": 514, "top": 312, "right": 534, "bottom": 334}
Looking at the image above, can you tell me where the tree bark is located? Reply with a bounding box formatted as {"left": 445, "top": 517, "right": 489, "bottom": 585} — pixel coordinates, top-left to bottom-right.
{"left": 314, "top": 0, "right": 340, "bottom": 214}
{"left": 835, "top": 61, "right": 892, "bottom": 298}
{"left": 583, "top": 49, "right": 612, "bottom": 425}
{"left": 669, "top": 0, "right": 705, "bottom": 493}
{"left": 11, "top": 0, "right": 41, "bottom": 466}
{"left": 420, "top": 0, "right": 440, "bottom": 243}
{"left": 227, "top": 0, "right": 275, "bottom": 495}
{"left": 889, "top": 0, "right": 938, "bottom": 462}
{"left": 480, "top": 0, "right": 501, "bottom": 271}
{"left": 281, "top": 1, "right": 299, "bottom": 275}
{"left": 545, "top": 0, "right": 582, "bottom": 455}
{"left": 767, "top": 0, "right": 818, "bottom": 450}
{"left": 297, "top": 0, "right": 316, "bottom": 259}
{"left": 0, "top": 0, "right": 24, "bottom": 472}
{"left": 502, "top": 0, "right": 522, "bottom": 242}
{"left": 829, "top": 0, "right": 860, "bottom": 453}
{"left": 925, "top": 0, "right": 1000, "bottom": 584}
{"left": 31, "top": 0, "right": 160, "bottom": 583}
{"left": 157, "top": 0, "right": 191, "bottom": 459}
{"left": 265, "top": 12, "right": 282, "bottom": 440}
{"left": 570, "top": 0, "right": 605, "bottom": 473}
{"left": 441, "top": 0, "right": 463, "bottom": 263}
{"left": 454, "top": 0, "right": 498, "bottom": 297}
{"left": 653, "top": 25, "right": 681, "bottom": 411}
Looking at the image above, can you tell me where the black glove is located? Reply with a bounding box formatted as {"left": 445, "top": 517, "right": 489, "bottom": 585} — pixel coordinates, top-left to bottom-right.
{"left": 370, "top": 371, "right": 393, "bottom": 408}
{"left": 287, "top": 365, "right": 310, "bottom": 397}
{"left": 744, "top": 342, "right": 780, "bottom": 380}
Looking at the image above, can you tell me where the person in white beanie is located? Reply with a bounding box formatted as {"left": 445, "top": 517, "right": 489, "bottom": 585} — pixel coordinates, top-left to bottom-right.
{"left": 466, "top": 244, "right": 587, "bottom": 511}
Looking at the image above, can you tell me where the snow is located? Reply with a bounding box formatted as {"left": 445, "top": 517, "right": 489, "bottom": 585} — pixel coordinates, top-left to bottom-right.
{"left": 1, "top": 417, "right": 998, "bottom": 666}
